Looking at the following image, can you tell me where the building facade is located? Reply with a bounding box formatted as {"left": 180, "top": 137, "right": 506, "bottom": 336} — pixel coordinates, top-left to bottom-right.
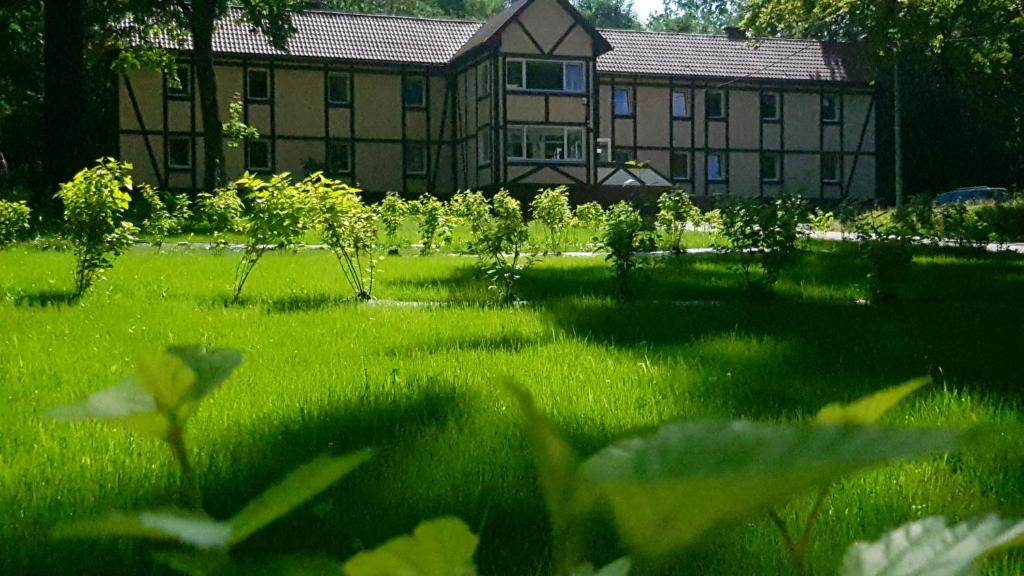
{"left": 118, "top": 0, "right": 878, "bottom": 199}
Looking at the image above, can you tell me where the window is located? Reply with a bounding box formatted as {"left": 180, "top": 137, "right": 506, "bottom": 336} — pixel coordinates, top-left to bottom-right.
{"left": 168, "top": 137, "right": 191, "bottom": 169}
{"left": 821, "top": 93, "right": 840, "bottom": 123}
{"left": 506, "top": 126, "right": 584, "bottom": 162}
{"left": 505, "top": 59, "right": 586, "bottom": 93}
{"left": 327, "top": 140, "right": 351, "bottom": 174}
{"left": 247, "top": 68, "right": 270, "bottom": 101}
{"left": 761, "top": 153, "right": 781, "bottom": 182}
{"left": 672, "top": 90, "right": 690, "bottom": 119}
{"left": 167, "top": 64, "right": 191, "bottom": 98}
{"left": 327, "top": 72, "right": 350, "bottom": 105}
{"left": 247, "top": 140, "right": 271, "bottom": 171}
{"left": 478, "top": 61, "right": 491, "bottom": 96}
{"left": 671, "top": 151, "right": 691, "bottom": 181}
{"left": 706, "top": 90, "right": 725, "bottom": 120}
{"left": 614, "top": 87, "right": 632, "bottom": 117}
{"left": 707, "top": 153, "right": 726, "bottom": 182}
{"left": 477, "top": 129, "right": 491, "bottom": 166}
{"left": 596, "top": 138, "right": 612, "bottom": 163}
{"left": 760, "top": 92, "right": 780, "bottom": 121}
{"left": 821, "top": 153, "right": 841, "bottom": 183}
{"left": 405, "top": 143, "right": 427, "bottom": 175}
{"left": 613, "top": 148, "right": 632, "bottom": 163}
{"left": 403, "top": 76, "right": 426, "bottom": 108}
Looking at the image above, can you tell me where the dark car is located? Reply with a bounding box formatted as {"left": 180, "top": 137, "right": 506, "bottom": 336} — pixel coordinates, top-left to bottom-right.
{"left": 933, "top": 186, "right": 1008, "bottom": 206}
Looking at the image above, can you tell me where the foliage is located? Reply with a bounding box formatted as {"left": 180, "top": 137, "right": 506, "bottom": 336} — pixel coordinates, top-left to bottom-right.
{"left": 717, "top": 194, "right": 807, "bottom": 292}
{"left": 934, "top": 203, "right": 988, "bottom": 248}
{"left": 56, "top": 158, "right": 139, "bottom": 295}
{"left": 573, "top": 0, "right": 640, "bottom": 29}
{"left": 196, "top": 185, "right": 245, "bottom": 237}
{"left": 649, "top": 0, "right": 746, "bottom": 33}
{"left": 531, "top": 186, "right": 575, "bottom": 254}
{"left": 414, "top": 193, "right": 452, "bottom": 255}
{"left": 975, "top": 194, "right": 1024, "bottom": 243}
{"left": 599, "top": 201, "right": 652, "bottom": 296}
{"left": 573, "top": 202, "right": 605, "bottom": 230}
{"left": 0, "top": 198, "right": 31, "bottom": 246}
{"left": 376, "top": 191, "right": 409, "bottom": 250}
{"left": 448, "top": 190, "right": 491, "bottom": 252}
{"left": 853, "top": 211, "right": 915, "bottom": 303}
{"left": 231, "top": 172, "right": 311, "bottom": 301}
{"left": 655, "top": 189, "right": 699, "bottom": 253}
{"left": 302, "top": 173, "right": 381, "bottom": 301}
{"left": 473, "top": 190, "right": 533, "bottom": 302}
{"left": 222, "top": 93, "right": 259, "bottom": 149}
{"left": 807, "top": 208, "right": 837, "bottom": 233}
{"left": 342, "top": 517, "right": 479, "bottom": 576}
{"left": 134, "top": 184, "right": 191, "bottom": 245}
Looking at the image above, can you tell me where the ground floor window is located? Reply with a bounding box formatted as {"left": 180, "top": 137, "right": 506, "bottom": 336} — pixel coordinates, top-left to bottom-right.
{"left": 168, "top": 137, "right": 191, "bottom": 169}
{"left": 405, "top": 143, "right": 428, "bottom": 175}
{"left": 821, "top": 152, "right": 841, "bottom": 183}
{"left": 247, "top": 140, "right": 272, "bottom": 171}
{"left": 477, "top": 129, "right": 491, "bottom": 166}
{"left": 761, "top": 153, "right": 781, "bottom": 182}
{"left": 671, "top": 150, "right": 690, "bottom": 181}
{"left": 327, "top": 140, "right": 351, "bottom": 174}
{"left": 506, "top": 126, "right": 584, "bottom": 162}
{"left": 613, "top": 148, "right": 632, "bottom": 163}
{"left": 707, "top": 152, "right": 727, "bottom": 182}
{"left": 596, "top": 138, "right": 611, "bottom": 163}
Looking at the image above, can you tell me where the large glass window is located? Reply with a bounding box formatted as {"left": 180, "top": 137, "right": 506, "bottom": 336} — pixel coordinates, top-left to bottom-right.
{"left": 327, "top": 72, "right": 350, "bottom": 105}
{"left": 672, "top": 90, "right": 690, "bottom": 119}
{"left": 614, "top": 88, "right": 632, "bottom": 116}
{"left": 505, "top": 59, "right": 586, "bottom": 93}
{"left": 403, "top": 76, "right": 426, "bottom": 108}
{"left": 247, "top": 68, "right": 270, "bottom": 101}
{"left": 506, "top": 126, "right": 585, "bottom": 162}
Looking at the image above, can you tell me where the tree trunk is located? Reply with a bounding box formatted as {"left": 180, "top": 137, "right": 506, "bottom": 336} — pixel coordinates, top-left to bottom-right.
{"left": 43, "top": 0, "right": 86, "bottom": 201}
{"left": 192, "top": 0, "right": 225, "bottom": 191}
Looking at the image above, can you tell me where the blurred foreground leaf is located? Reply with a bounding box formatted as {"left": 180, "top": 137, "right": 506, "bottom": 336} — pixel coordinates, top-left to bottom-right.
{"left": 571, "top": 557, "right": 632, "bottom": 576}
{"left": 841, "top": 514, "right": 1024, "bottom": 576}
{"left": 343, "top": 517, "right": 478, "bottom": 576}
{"left": 54, "top": 509, "right": 231, "bottom": 550}
{"left": 816, "top": 378, "right": 930, "bottom": 426}
{"left": 580, "top": 420, "right": 965, "bottom": 555}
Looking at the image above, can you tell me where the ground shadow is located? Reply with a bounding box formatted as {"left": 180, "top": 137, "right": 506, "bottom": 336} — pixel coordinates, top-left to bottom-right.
{"left": 12, "top": 289, "right": 81, "bottom": 308}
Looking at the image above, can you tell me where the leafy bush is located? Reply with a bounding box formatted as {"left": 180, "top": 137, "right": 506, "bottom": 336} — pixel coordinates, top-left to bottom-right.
{"left": 853, "top": 211, "right": 915, "bottom": 303}
{"left": 56, "top": 158, "right": 140, "bottom": 295}
{"left": 448, "top": 190, "right": 490, "bottom": 252}
{"left": 718, "top": 195, "right": 807, "bottom": 292}
{"left": 472, "top": 190, "right": 533, "bottom": 302}
{"left": 302, "top": 173, "right": 381, "bottom": 301}
{"left": 0, "top": 198, "right": 31, "bottom": 247}
{"left": 697, "top": 208, "right": 724, "bottom": 234}
{"left": 231, "top": 172, "right": 310, "bottom": 302}
{"left": 574, "top": 201, "right": 605, "bottom": 230}
{"left": 222, "top": 92, "right": 259, "bottom": 148}
{"left": 375, "top": 191, "right": 409, "bottom": 251}
{"left": 655, "top": 189, "right": 699, "bottom": 253}
{"left": 600, "top": 201, "right": 653, "bottom": 296}
{"left": 196, "top": 185, "right": 245, "bottom": 237}
{"left": 934, "top": 203, "right": 989, "bottom": 248}
{"left": 531, "top": 185, "right": 574, "bottom": 254}
{"left": 975, "top": 194, "right": 1024, "bottom": 242}
{"left": 414, "top": 193, "right": 452, "bottom": 255}
{"left": 807, "top": 208, "right": 837, "bottom": 233}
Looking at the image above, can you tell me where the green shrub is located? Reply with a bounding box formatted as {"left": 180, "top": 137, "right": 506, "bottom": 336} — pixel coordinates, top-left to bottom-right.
{"left": 231, "top": 172, "right": 310, "bottom": 302}
{"left": 718, "top": 194, "right": 807, "bottom": 292}
{"left": 414, "top": 193, "right": 452, "bottom": 255}
{"left": 854, "top": 210, "right": 915, "bottom": 303}
{"left": 574, "top": 201, "right": 605, "bottom": 229}
{"left": 600, "top": 201, "right": 652, "bottom": 296}
{"left": 0, "top": 198, "right": 31, "bottom": 247}
{"left": 531, "top": 185, "right": 574, "bottom": 254}
{"left": 56, "top": 158, "right": 139, "bottom": 295}
{"left": 655, "top": 189, "right": 699, "bottom": 253}
{"left": 196, "top": 185, "right": 245, "bottom": 237}
{"left": 974, "top": 194, "right": 1024, "bottom": 242}
{"left": 448, "top": 190, "right": 490, "bottom": 252}
{"left": 473, "top": 190, "right": 533, "bottom": 302}
{"left": 302, "top": 173, "right": 381, "bottom": 301}
{"left": 807, "top": 208, "right": 837, "bottom": 233}
{"left": 935, "top": 203, "right": 988, "bottom": 248}
{"left": 375, "top": 191, "right": 409, "bottom": 250}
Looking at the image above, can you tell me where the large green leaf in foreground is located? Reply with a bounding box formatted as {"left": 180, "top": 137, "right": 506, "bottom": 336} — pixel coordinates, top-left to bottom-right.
{"left": 580, "top": 420, "right": 965, "bottom": 555}
{"left": 816, "top": 378, "right": 931, "bottom": 426}
{"left": 343, "top": 517, "right": 478, "bottom": 576}
{"left": 841, "top": 514, "right": 1024, "bottom": 576}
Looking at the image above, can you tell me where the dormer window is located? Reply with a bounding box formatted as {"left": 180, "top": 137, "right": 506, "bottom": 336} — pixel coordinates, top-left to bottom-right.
{"left": 505, "top": 59, "right": 586, "bottom": 93}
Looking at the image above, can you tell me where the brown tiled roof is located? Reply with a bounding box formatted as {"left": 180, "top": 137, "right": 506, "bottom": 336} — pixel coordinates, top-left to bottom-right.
{"left": 597, "top": 29, "right": 870, "bottom": 84}
{"left": 453, "top": 0, "right": 612, "bottom": 60}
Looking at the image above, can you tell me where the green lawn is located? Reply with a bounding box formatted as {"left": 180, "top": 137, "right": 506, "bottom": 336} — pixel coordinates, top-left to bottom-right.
{"left": 1, "top": 244, "right": 1023, "bottom": 575}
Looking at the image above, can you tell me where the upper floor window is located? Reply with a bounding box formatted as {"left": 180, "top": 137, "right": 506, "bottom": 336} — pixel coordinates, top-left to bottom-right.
{"left": 247, "top": 68, "right": 270, "bottom": 102}
{"left": 672, "top": 89, "right": 690, "bottom": 119}
{"left": 167, "top": 64, "right": 191, "bottom": 98}
{"left": 614, "top": 87, "right": 632, "bottom": 117}
{"left": 821, "top": 93, "right": 841, "bottom": 123}
{"left": 706, "top": 90, "right": 726, "bottom": 120}
{"left": 403, "top": 76, "right": 426, "bottom": 108}
{"left": 327, "top": 72, "right": 351, "bottom": 105}
{"left": 505, "top": 59, "right": 586, "bottom": 93}
{"left": 507, "top": 125, "right": 584, "bottom": 162}
{"left": 760, "top": 92, "right": 780, "bottom": 121}
{"left": 478, "top": 61, "right": 491, "bottom": 96}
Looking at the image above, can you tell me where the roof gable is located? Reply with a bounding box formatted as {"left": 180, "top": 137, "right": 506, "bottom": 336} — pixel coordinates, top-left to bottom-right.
{"left": 453, "top": 0, "right": 612, "bottom": 60}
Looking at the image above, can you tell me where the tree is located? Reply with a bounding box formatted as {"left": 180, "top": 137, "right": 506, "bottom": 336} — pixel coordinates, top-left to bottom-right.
{"left": 573, "top": 0, "right": 640, "bottom": 29}
{"left": 649, "top": 0, "right": 745, "bottom": 34}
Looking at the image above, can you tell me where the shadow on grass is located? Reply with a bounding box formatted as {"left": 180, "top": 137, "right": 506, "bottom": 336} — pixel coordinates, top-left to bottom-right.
{"left": 207, "top": 292, "right": 357, "bottom": 314}
{"left": 12, "top": 289, "right": 81, "bottom": 308}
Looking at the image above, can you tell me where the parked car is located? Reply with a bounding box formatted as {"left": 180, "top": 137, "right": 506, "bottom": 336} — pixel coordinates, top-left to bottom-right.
{"left": 933, "top": 186, "right": 1008, "bottom": 206}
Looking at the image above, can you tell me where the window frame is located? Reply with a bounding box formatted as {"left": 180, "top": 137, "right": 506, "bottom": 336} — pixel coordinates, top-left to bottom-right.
{"left": 821, "top": 93, "right": 841, "bottom": 124}
{"left": 167, "top": 64, "right": 191, "bottom": 99}
{"left": 707, "top": 152, "right": 727, "bottom": 182}
{"left": 167, "top": 136, "right": 192, "bottom": 170}
{"left": 612, "top": 148, "right": 632, "bottom": 164}
{"left": 505, "top": 125, "right": 586, "bottom": 164}
{"left": 477, "top": 61, "right": 491, "bottom": 97}
{"left": 821, "top": 152, "right": 842, "bottom": 183}
{"left": 760, "top": 152, "right": 782, "bottom": 183}
{"left": 327, "top": 139, "right": 352, "bottom": 175}
{"left": 504, "top": 58, "right": 587, "bottom": 94}
{"left": 246, "top": 140, "right": 272, "bottom": 172}
{"left": 671, "top": 150, "right": 691, "bottom": 182}
{"left": 405, "top": 142, "right": 428, "bottom": 175}
{"left": 403, "top": 76, "right": 427, "bottom": 109}
{"left": 706, "top": 90, "right": 726, "bottom": 120}
{"left": 596, "top": 138, "right": 612, "bottom": 163}
{"left": 477, "top": 128, "right": 491, "bottom": 167}
{"left": 760, "top": 92, "right": 780, "bottom": 122}
{"left": 246, "top": 68, "right": 271, "bottom": 102}
{"left": 613, "top": 87, "right": 633, "bottom": 118}
{"left": 326, "top": 72, "right": 351, "bottom": 106}
{"left": 672, "top": 89, "right": 690, "bottom": 119}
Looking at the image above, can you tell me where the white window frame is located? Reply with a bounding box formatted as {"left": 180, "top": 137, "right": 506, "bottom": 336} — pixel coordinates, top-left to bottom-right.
{"left": 506, "top": 125, "right": 585, "bottom": 163}
{"left": 706, "top": 90, "right": 726, "bottom": 120}
{"left": 671, "top": 150, "right": 691, "bottom": 181}
{"left": 168, "top": 136, "right": 192, "bottom": 169}
{"left": 672, "top": 89, "right": 690, "bottom": 119}
{"left": 821, "top": 93, "right": 841, "bottom": 123}
{"left": 504, "top": 59, "right": 587, "bottom": 94}
{"left": 405, "top": 143, "right": 428, "bottom": 175}
{"left": 761, "top": 92, "right": 780, "bottom": 121}
{"left": 822, "top": 152, "right": 842, "bottom": 183}
{"left": 596, "top": 138, "right": 612, "bottom": 163}
{"left": 327, "top": 139, "right": 352, "bottom": 174}
{"left": 761, "top": 152, "right": 781, "bottom": 183}
{"left": 403, "top": 76, "right": 427, "bottom": 109}
{"left": 327, "top": 72, "right": 351, "bottom": 105}
{"left": 246, "top": 140, "right": 272, "bottom": 171}
{"left": 246, "top": 68, "right": 270, "bottom": 102}
{"left": 707, "top": 152, "right": 727, "bottom": 182}
{"left": 477, "top": 129, "right": 491, "bottom": 166}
